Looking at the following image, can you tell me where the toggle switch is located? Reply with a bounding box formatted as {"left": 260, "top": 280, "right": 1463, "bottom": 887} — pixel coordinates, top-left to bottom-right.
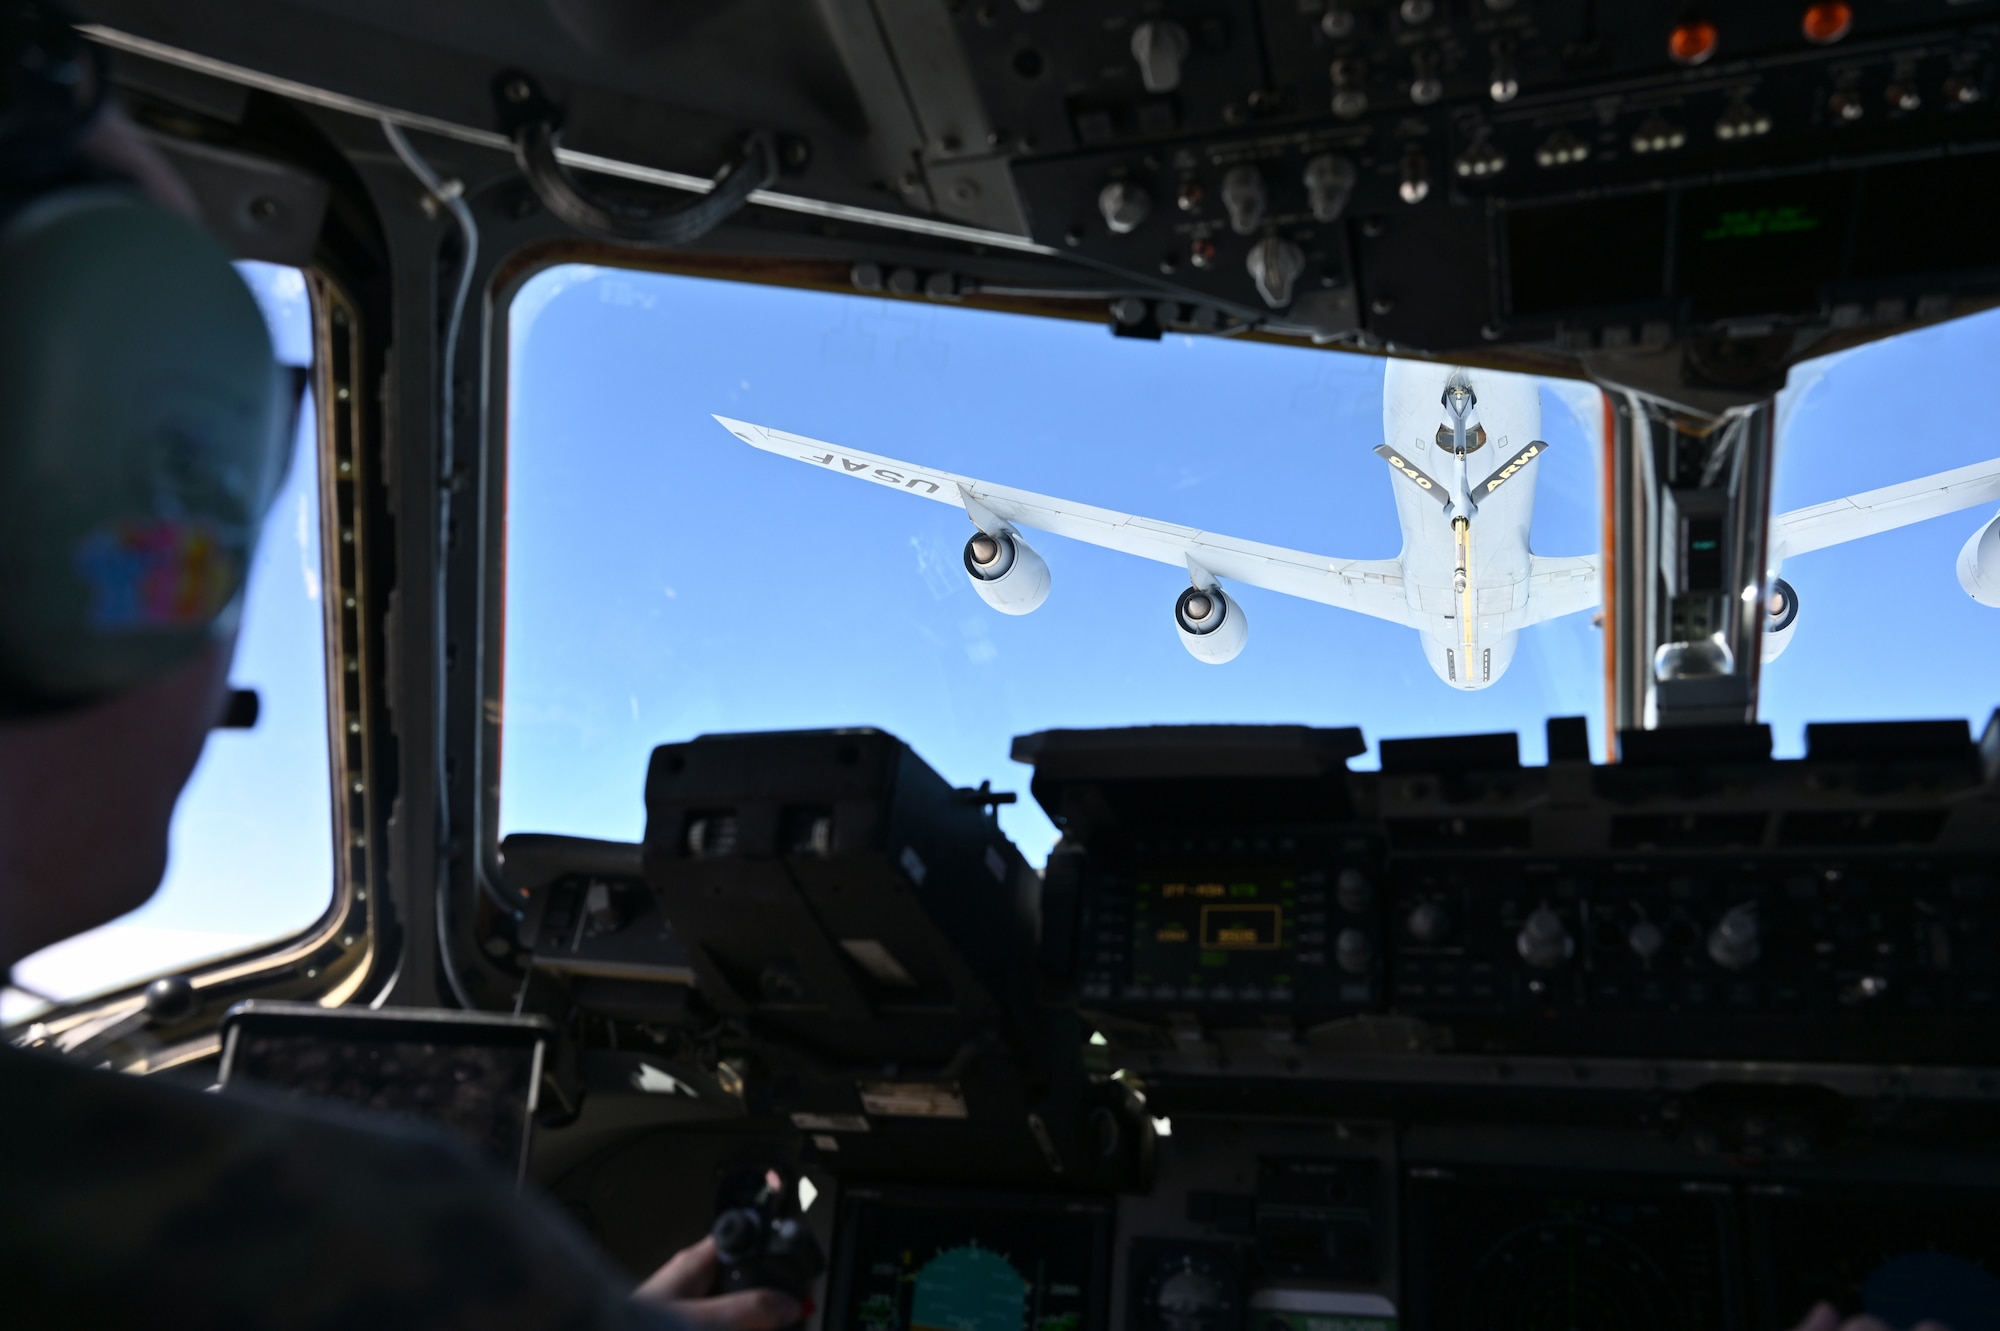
{"left": 1222, "top": 164, "right": 1267, "bottom": 234}
{"left": 1130, "top": 20, "right": 1191, "bottom": 93}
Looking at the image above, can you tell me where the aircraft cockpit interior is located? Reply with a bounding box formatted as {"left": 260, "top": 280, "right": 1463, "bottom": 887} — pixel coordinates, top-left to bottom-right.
{"left": 10, "top": 2, "right": 2000, "bottom": 1327}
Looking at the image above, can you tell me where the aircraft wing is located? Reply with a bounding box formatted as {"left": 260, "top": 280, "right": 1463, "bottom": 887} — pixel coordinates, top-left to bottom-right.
{"left": 715, "top": 416, "right": 1416, "bottom": 627}
{"left": 1521, "top": 554, "right": 1601, "bottom": 627}
{"left": 1772, "top": 455, "right": 2000, "bottom": 563}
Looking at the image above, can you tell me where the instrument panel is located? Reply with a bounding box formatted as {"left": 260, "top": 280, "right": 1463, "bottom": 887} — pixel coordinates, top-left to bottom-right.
{"left": 950, "top": 0, "right": 2000, "bottom": 350}
{"left": 490, "top": 722, "right": 2000, "bottom": 1331}
{"left": 1069, "top": 847, "right": 2000, "bottom": 1062}
{"left": 1034, "top": 722, "right": 2000, "bottom": 1064}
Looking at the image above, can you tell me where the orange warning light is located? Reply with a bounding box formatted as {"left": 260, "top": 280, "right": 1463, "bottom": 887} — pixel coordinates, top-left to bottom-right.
{"left": 1801, "top": 1, "right": 1853, "bottom": 44}
{"left": 1668, "top": 18, "right": 1719, "bottom": 66}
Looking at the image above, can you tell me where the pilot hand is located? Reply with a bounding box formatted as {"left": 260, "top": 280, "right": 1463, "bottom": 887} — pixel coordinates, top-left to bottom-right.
{"left": 633, "top": 1235, "right": 805, "bottom": 1331}
{"left": 1790, "top": 1302, "right": 1952, "bottom": 1331}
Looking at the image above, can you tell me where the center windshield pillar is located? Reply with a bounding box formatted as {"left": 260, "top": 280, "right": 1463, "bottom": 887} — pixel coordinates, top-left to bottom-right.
{"left": 1603, "top": 390, "right": 1778, "bottom": 734}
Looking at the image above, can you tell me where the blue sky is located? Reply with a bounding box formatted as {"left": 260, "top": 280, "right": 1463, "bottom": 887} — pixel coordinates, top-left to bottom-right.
{"left": 142, "top": 263, "right": 332, "bottom": 941}
{"left": 499, "top": 266, "right": 1999, "bottom": 866}
{"left": 1763, "top": 328, "right": 2000, "bottom": 745}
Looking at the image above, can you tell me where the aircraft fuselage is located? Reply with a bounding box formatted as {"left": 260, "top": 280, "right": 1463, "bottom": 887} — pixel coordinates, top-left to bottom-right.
{"left": 1380, "top": 361, "right": 1545, "bottom": 691}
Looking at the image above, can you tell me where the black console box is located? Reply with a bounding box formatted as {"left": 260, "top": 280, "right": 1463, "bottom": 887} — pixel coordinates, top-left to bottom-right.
{"left": 643, "top": 728, "right": 1040, "bottom": 1066}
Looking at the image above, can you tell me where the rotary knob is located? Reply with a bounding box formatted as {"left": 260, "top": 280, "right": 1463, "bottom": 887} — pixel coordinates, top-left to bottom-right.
{"left": 1708, "top": 904, "right": 1761, "bottom": 971}
{"left": 1407, "top": 900, "right": 1451, "bottom": 944}
{"left": 1246, "top": 235, "right": 1305, "bottom": 308}
{"left": 1336, "top": 928, "right": 1374, "bottom": 975}
{"left": 1098, "top": 181, "right": 1152, "bottom": 234}
{"left": 1627, "top": 918, "right": 1665, "bottom": 963}
{"left": 1336, "top": 867, "right": 1372, "bottom": 914}
{"left": 1516, "top": 907, "right": 1574, "bottom": 969}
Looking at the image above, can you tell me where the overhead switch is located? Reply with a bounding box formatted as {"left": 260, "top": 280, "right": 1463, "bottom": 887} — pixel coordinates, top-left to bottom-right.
{"left": 1409, "top": 48, "right": 1443, "bottom": 105}
{"left": 1489, "top": 39, "right": 1520, "bottom": 103}
{"left": 1098, "top": 180, "right": 1152, "bottom": 233}
{"left": 1221, "top": 165, "right": 1267, "bottom": 234}
{"left": 1247, "top": 235, "right": 1305, "bottom": 308}
{"left": 1408, "top": 900, "right": 1451, "bottom": 944}
{"left": 1330, "top": 58, "right": 1368, "bottom": 119}
{"left": 1336, "top": 867, "right": 1372, "bottom": 913}
{"left": 1708, "top": 904, "right": 1761, "bottom": 971}
{"left": 1304, "top": 154, "right": 1358, "bottom": 221}
{"left": 1130, "top": 20, "right": 1191, "bottom": 93}
{"left": 1399, "top": 148, "right": 1431, "bottom": 204}
{"left": 1516, "top": 906, "right": 1574, "bottom": 968}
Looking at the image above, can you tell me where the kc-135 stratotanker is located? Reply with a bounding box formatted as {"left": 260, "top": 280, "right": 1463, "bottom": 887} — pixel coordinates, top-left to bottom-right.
{"left": 718, "top": 362, "right": 2000, "bottom": 691}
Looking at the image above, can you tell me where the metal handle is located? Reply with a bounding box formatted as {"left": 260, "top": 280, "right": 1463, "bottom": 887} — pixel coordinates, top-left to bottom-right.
{"left": 496, "top": 70, "right": 789, "bottom": 247}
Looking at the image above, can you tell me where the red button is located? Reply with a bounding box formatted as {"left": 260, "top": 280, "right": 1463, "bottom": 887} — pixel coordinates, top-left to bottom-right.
{"left": 1669, "top": 19, "right": 1719, "bottom": 66}
{"left": 1802, "top": 1, "right": 1853, "bottom": 45}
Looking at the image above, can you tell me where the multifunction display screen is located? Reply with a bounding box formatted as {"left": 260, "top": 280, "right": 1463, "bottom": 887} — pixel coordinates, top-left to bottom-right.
{"left": 1131, "top": 878, "right": 1295, "bottom": 995}
{"left": 828, "top": 1188, "right": 1111, "bottom": 1331}
{"left": 1075, "top": 857, "right": 1377, "bottom": 1013}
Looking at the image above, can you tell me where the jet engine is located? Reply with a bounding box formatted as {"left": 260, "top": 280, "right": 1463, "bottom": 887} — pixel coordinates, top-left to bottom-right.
{"left": 1174, "top": 585, "right": 1247, "bottom": 664}
{"left": 1957, "top": 511, "right": 2000, "bottom": 607}
{"left": 963, "top": 530, "right": 1050, "bottom": 614}
{"left": 1761, "top": 577, "right": 1800, "bottom": 663}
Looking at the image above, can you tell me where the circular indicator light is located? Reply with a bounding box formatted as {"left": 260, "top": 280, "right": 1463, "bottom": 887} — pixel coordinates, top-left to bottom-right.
{"left": 1802, "top": 2, "right": 1853, "bottom": 44}
{"left": 1668, "top": 19, "right": 1719, "bottom": 66}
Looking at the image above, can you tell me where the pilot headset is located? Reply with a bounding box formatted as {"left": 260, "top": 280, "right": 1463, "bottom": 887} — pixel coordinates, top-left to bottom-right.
{"left": 0, "top": 1, "right": 291, "bottom": 715}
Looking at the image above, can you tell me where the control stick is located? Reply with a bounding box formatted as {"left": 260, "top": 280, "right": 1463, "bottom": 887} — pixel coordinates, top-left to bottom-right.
{"left": 713, "top": 1174, "right": 826, "bottom": 1330}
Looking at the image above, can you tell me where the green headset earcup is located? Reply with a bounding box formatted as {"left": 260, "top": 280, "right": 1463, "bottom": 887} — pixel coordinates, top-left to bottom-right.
{"left": 0, "top": 186, "right": 289, "bottom": 707}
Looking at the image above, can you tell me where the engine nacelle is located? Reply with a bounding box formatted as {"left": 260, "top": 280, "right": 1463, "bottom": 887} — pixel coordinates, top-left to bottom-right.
{"left": 1760, "top": 577, "right": 1800, "bottom": 663}
{"left": 1957, "top": 511, "right": 2000, "bottom": 608}
{"left": 963, "top": 530, "right": 1050, "bottom": 614}
{"left": 1174, "top": 585, "right": 1248, "bottom": 664}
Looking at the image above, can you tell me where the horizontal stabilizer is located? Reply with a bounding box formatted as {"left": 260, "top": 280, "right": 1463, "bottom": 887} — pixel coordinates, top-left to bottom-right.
{"left": 1372, "top": 444, "right": 1451, "bottom": 506}
{"left": 1521, "top": 553, "right": 1601, "bottom": 627}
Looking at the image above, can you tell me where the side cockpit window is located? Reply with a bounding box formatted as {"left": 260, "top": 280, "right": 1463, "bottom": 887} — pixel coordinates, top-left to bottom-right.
{"left": 1, "top": 262, "right": 334, "bottom": 1024}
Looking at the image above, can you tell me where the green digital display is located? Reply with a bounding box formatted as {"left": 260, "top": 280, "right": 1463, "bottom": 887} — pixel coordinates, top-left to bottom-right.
{"left": 1701, "top": 205, "right": 1823, "bottom": 241}
{"left": 831, "top": 1191, "right": 1109, "bottom": 1331}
